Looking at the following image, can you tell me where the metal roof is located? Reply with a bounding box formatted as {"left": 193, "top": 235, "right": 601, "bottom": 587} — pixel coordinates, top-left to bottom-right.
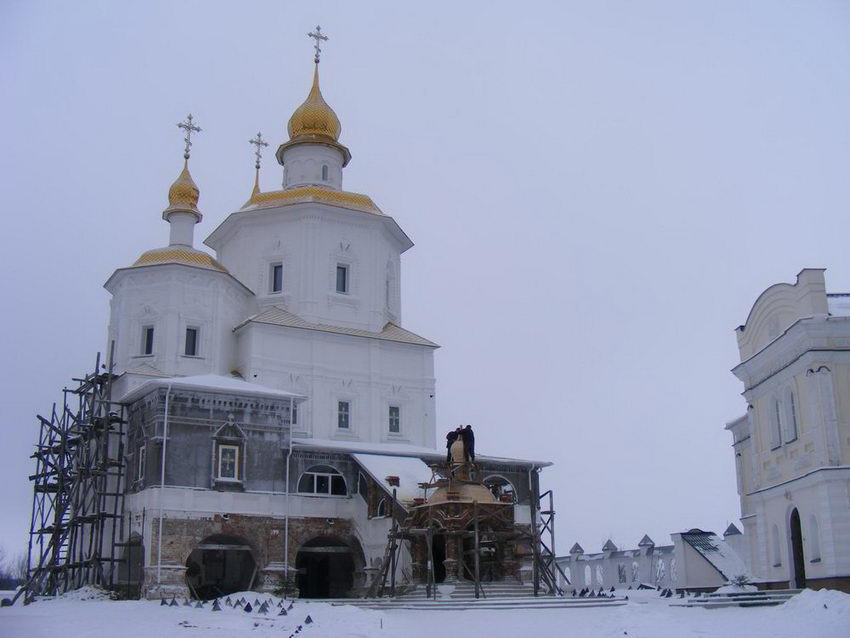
{"left": 235, "top": 306, "right": 439, "bottom": 348}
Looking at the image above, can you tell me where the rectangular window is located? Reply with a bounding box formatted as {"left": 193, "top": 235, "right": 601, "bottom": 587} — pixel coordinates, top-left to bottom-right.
{"left": 142, "top": 326, "right": 154, "bottom": 355}
{"left": 137, "top": 444, "right": 146, "bottom": 481}
{"left": 218, "top": 445, "right": 239, "bottom": 480}
{"left": 336, "top": 264, "right": 348, "bottom": 294}
{"left": 271, "top": 263, "right": 283, "bottom": 293}
{"left": 338, "top": 401, "right": 350, "bottom": 429}
{"left": 388, "top": 406, "right": 400, "bottom": 433}
{"left": 291, "top": 402, "right": 298, "bottom": 426}
{"left": 184, "top": 327, "right": 198, "bottom": 356}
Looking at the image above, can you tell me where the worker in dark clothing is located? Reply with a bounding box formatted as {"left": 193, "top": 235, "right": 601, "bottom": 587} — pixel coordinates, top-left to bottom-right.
{"left": 446, "top": 428, "right": 459, "bottom": 463}
{"left": 461, "top": 424, "right": 475, "bottom": 462}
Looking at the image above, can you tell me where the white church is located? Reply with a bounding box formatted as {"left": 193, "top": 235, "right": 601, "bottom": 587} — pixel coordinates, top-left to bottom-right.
{"left": 103, "top": 35, "right": 548, "bottom": 599}
{"left": 726, "top": 269, "right": 850, "bottom": 592}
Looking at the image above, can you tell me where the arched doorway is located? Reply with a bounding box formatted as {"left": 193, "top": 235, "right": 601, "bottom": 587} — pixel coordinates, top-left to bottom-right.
{"left": 431, "top": 534, "right": 447, "bottom": 583}
{"left": 296, "top": 537, "right": 355, "bottom": 598}
{"left": 117, "top": 533, "right": 144, "bottom": 599}
{"left": 185, "top": 534, "right": 257, "bottom": 600}
{"left": 789, "top": 508, "right": 806, "bottom": 588}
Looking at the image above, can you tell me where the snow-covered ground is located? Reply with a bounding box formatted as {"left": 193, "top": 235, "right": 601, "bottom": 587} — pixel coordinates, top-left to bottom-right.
{"left": 1, "top": 588, "right": 849, "bottom": 638}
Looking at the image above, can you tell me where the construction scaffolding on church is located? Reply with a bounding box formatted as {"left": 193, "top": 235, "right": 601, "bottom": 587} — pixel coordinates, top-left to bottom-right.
{"left": 16, "top": 352, "right": 128, "bottom": 604}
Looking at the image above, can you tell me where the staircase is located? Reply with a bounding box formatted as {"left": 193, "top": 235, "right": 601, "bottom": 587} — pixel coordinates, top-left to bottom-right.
{"left": 670, "top": 589, "right": 802, "bottom": 609}
{"left": 338, "top": 580, "right": 628, "bottom": 611}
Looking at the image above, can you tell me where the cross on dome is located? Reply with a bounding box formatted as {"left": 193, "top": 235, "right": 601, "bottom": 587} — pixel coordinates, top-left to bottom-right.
{"left": 308, "top": 26, "right": 328, "bottom": 64}
{"left": 249, "top": 132, "right": 269, "bottom": 170}
{"left": 177, "top": 114, "right": 202, "bottom": 160}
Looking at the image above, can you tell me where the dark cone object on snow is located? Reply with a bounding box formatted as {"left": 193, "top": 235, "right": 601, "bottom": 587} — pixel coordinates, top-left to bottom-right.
{"left": 243, "top": 602, "right": 253, "bottom": 612}
{"left": 305, "top": 615, "right": 313, "bottom": 624}
{"left": 183, "top": 598, "right": 193, "bottom": 606}
{"left": 160, "top": 598, "right": 168, "bottom": 606}
{"left": 258, "top": 602, "right": 269, "bottom": 614}
{"left": 254, "top": 598, "right": 261, "bottom": 607}
{"left": 212, "top": 599, "right": 222, "bottom": 611}
{"left": 278, "top": 608, "right": 288, "bottom": 616}
{"left": 195, "top": 600, "right": 203, "bottom": 608}
{"left": 287, "top": 601, "right": 294, "bottom": 610}
{"left": 169, "top": 597, "right": 179, "bottom": 607}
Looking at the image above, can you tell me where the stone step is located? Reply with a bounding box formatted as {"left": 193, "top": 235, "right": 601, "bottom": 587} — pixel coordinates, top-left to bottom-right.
{"left": 340, "top": 597, "right": 628, "bottom": 611}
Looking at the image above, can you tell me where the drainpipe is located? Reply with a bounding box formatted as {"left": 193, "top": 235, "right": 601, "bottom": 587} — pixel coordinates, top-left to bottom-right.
{"left": 156, "top": 383, "right": 173, "bottom": 587}
{"left": 283, "top": 396, "right": 293, "bottom": 589}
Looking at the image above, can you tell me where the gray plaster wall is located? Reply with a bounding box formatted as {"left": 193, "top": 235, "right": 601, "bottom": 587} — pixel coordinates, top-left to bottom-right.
{"left": 126, "top": 387, "right": 294, "bottom": 493}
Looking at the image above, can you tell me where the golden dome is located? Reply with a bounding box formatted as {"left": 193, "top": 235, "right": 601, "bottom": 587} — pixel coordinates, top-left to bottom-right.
{"left": 287, "top": 65, "right": 341, "bottom": 141}
{"left": 426, "top": 482, "right": 498, "bottom": 505}
{"left": 132, "top": 246, "right": 227, "bottom": 273}
{"left": 166, "top": 159, "right": 200, "bottom": 214}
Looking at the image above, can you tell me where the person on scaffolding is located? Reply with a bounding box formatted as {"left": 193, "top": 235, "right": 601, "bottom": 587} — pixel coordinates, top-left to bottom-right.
{"left": 445, "top": 426, "right": 460, "bottom": 463}
{"left": 461, "top": 424, "right": 475, "bottom": 462}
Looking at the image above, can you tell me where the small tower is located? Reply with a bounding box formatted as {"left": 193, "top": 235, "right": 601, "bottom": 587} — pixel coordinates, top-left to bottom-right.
{"left": 275, "top": 26, "right": 351, "bottom": 190}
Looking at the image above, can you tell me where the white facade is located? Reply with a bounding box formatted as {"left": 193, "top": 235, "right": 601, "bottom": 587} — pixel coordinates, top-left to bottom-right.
{"left": 727, "top": 269, "right": 850, "bottom": 590}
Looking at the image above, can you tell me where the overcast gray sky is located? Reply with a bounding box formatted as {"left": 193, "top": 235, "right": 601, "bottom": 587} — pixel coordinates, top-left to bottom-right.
{"left": 1, "top": 1, "right": 849, "bottom": 560}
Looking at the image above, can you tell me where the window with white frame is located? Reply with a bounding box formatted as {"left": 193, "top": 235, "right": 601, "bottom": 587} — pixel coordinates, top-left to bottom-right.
{"left": 335, "top": 264, "right": 349, "bottom": 294}
{"left": 375, "top": 498, "right": 387, "bottom": 518}
{"left": 337, "top": 401, "right": 350, "bottom": 429}
{"left": 270, "top": 262, "right": 283, "bottom": 293}
{"left": 217, "top": 444, "right": 240, "bottom": 480}
{"left": 298, "top": 465, "right": 347, "bottom": 496}
{"left": 141, "top": 326, "right": 154, "bottom": 355}
{"left": 184, "top": 326, "right": 199, "bottom": 356}
{"left": 388, "top": 406, "right": 400, "bottom": 434}
{"left": 137, "top": 444, "right": 146, "bottom": 482}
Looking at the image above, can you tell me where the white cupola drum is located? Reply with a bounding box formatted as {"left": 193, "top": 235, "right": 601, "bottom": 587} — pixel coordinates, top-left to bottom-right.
{"left": 276, "top": 26, "right": 351, "bottom": 191}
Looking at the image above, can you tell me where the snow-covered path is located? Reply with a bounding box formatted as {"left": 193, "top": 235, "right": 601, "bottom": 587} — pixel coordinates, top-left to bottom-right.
{"left": 1, "top": 589, "right": 848, "bottom": 638}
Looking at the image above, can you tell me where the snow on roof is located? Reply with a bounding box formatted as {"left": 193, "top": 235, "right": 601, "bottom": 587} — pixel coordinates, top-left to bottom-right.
{"left": 292, "top": 437, "right": 552, "bottom": 467}
{"left": 351, "top": 453, "right": 435, "bottom": 504}
{"left": 121, "top": 374, "right": 306, "bottom": 404}
{"left": 682, "top": 531, "right": 750, "bottom": 581}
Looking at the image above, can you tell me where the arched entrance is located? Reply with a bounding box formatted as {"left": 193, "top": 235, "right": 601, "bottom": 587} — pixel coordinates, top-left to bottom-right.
{"left": 296, "top": 537, "right": 355, "bottom": 598}
{"left": 789, "top": 508, "right": 806, "bottom": 588}
{"left": 185, "top": 534, "right": 257, "bottom": 600}
{"left": 430, "top": 534, "right": 447, "bottom": 583}
{"left": 117, "top": 533, "right": 144, "bottom": 599}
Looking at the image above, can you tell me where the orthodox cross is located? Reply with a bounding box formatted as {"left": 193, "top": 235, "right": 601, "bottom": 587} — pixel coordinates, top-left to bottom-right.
{"left": 177, "top": 114, "right": 202, "bottom": 160}
{"left": 308, "top": 25, "right": 328, "bottom": 64}
{"left": 249, "top": 132, "right": 269, "bottom": 170}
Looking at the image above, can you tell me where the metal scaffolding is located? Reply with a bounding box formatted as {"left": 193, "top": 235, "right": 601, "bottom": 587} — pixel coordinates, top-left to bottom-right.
{"left": 368, "top": 464, "right": 570, "bottom": 599}
{"left": 15, "top": 352, "right": 127, "bottom": 604}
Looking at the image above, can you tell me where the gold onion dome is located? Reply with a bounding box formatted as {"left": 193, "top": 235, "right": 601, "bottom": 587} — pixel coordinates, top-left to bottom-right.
{"left": 287, "top": 65, "right": 341, "bottom": 141}
{"left": 132, "top": 246, "right": 227, "bottom": 273}
{"left": 165, "top": 159, "right": 201, "bottom": 216}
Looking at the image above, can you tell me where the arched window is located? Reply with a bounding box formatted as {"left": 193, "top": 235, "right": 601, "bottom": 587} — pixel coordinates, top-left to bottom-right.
{"left": 785, "top": 390, "right": 799, "bottom": 442}
{"left": 808, "top": 515, "right": 821, "bottom": 562}
{"left": 298, "top": 465, "right": 347, "bottom": 496}
{"left": 584, "top": 565, "right": 592, "bottom": 586}
{"left": 321, "top": 165, "right": 329, "bottom": 181}
{"left": 771, "top": 525, "right": 782, "bottom": 566}
{"left": 483, "top": 475, "right": 516, "bottom": 503}
{"left": 375, "top": 499, "right": 387, "bottom": 518}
